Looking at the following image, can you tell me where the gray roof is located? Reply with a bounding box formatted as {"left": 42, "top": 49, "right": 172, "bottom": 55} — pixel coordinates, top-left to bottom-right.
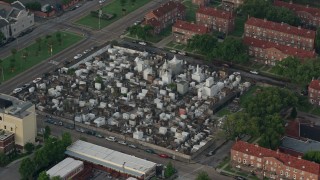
{"left": 280, "top": 136, "right": 320, "bottom": 154}
{"left": 0, "top": 94, "right": 33, "bottom": 117}
{"left": 65, "top": 140, "right": 156, "bottom": 178}
{"left": 11, "top": 1, "right": 25, "bottom": 10}
{"left": 0, "top": 18, "right": 8, "bottom": 28}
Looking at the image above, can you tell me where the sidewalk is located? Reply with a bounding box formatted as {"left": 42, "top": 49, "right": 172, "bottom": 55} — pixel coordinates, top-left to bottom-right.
{"left": 154, "top": 34, "right": 173, "bottom": 48}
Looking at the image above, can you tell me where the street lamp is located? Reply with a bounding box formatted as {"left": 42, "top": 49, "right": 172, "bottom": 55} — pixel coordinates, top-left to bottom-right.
{"left": 98, "top": 9, "right": 102, "bottom": 30}
{"left": 122, "top": 162, "right": 126, "bottom": 177}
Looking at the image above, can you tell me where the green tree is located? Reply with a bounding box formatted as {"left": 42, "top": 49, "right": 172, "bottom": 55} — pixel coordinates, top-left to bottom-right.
{"left": 19, "top": 157, "right": 35, "bottom": 180}
{"left": 303, "top": 151, "right": 320, "bottom": 164}
{"left": 38, "top": 171, "right": 50, "bottom": 180}
{"left": 25, "top": 2, "right": 41, "bottom": 11}
{"left": 56, "top": 31, "right": 62, "bottom": 45}
{"left": 10, "top": 58, "right": 15, "bottom": 72}
{"left": 130, "top": 0, "right": 135, "bottom": 6}
{"left": 0, "top": 58, "right": 4, "bottom": 81}
{"left": 187, "top": 34, "right": 218, "bottom": 56}
{"left": 290, "top": 107, "right": 297, "bottom": 119}
{"left": 34, "top": 149, "right": 49, "bottom": 169}
{"left": 196, "top": 171, "right": 210, "bottom": 180}
{"left": 120, "top": 0, "right": 127, "bottom": 15}
{"left": 51, "top": 176, "right": 62, "bottom": 180}
{"left": 315, "top": 28, "right": 320, "bottom": 54}
{"left": 164, "top": 161, "right": 175, "bottom": 178}
{"left": 36, "top": 37, "right": 42, "bottom": 51}
{"left": 61, "top": 132, "right": 72, "bottom": 149}
{"left": 44, "top": 125, "right": 51, "bottom": 140}
{"left": 0, "top": 31, "right": 5, "bottom": 44}
{"left": 259, "top": 114, "right": 285, "bottom": 150}
{"left": 24, "top": 142, "right": 35, "bottom": 154}
{"left": 0, "top": 152, "right": 9, "bottom": 167}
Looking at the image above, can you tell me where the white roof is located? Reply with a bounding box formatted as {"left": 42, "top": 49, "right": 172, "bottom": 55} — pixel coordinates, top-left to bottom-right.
{"left": 46, "top": 157, "right": 83, "bottom": 178}
{"left": 65, "top": 140, "right": 156, "bottom": 178}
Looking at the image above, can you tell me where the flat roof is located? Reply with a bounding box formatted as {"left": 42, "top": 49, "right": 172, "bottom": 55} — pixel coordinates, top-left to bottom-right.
{"left": 280, "top": 136, "right": 320, "bottom": 154}
{"left": 0, "top": 94, "right": 33, "bottom": 117}
{"left": 0, "top": 130, "right": 14, "bottom": 141}
{"left": 65, "top": 140, "right": 156, "bottom": 178}
{"left": 46, "top": 157, "right": 83, "bottom": 178}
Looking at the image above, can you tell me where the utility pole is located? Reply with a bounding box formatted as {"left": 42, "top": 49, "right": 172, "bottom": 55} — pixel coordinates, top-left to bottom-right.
{"left": 99, "top": 8, "right": 102, "bottom": 30}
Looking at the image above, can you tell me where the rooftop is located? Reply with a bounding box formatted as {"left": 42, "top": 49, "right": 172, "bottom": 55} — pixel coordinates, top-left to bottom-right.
{"left": 300, "top": 123, "right": 320, "bottom": 142}
{"left": 0, "top": 130, "right": 14, "bottom": 141}
{"left": 197, "top": 7, "right": 234, "bottom": 19}
{"left": 245, "top": 17, "right": 316, "bottom": 39}
{"left": 0, "top": 94, "right": 33, "bottom": 117}
{"left": 149, "top": 1, "right": 186, "bottom": 18}
{"left": 46, "top": 157, "right": 83, "bottom": 178}
{"left": 65, "top": 140, "right": 157, "bottom": 178}
{"left": 309, "top": 79, "right": 320, "bottom": 91}
{"left": 243, "top": 37, "right": 316, "bottom": 59}
{"left": 232, "top": 141, "right": 320, "bottom": 175}
{"left": 173, "top": 20, "right": 208, "bottom": 34}
{"left": 280, "top": 136, "right": 320, "bottom": 154}
{"left": 274, "top": 0, "right": 320, "bottom": 18}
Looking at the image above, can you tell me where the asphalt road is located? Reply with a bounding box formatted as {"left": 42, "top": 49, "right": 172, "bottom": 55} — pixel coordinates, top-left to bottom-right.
{"left": 0, "top": 0, "right": 170, "bottom": 94}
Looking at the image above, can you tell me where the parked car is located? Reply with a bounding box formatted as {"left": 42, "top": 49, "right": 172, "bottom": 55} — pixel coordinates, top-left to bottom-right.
{"left": 234, "top": 176, "right": 246, "bottom": 180}
{"left": 117, "top": 140, "right": 127, "bottom": 145}
{"left": 128, "top": 144, "right": 137, "bottom": 149}
{"left": 58, "top": 121, "right": 63, "bottom": 126}
{"left": 105, "top": 136, "right": 116, "bottom": 142}
{"left": 145, "top": 149, "right": 156, "bottom": 154}
{"left": 75, "top": 3, "right": 82, "bottom": 8}
{"left": 233, "top": 72, "right": 241, "bottom": 76}
{"left": 70, "top": 6, "right": 76, "bottom": 11}
{"left": 205, "top": 150, "right": 214, "bottom": 157}
{"left": 138, "top": 41, "right": 147, "bottom": 46}
{"left": 178, "top": 51, "right": 186, "bottom": 56}
{"left": 12, "top": 88, "right": 22, "bottom": 94}
{"left": 73, "top": 54, "right": 82, "bottom": 60}
{"left": 32, "top": 77, "right": 42, "bottom": 83}
{"left": 86, "top": 130, "right": 95, "bottom": 136}
{"left": 99, "top": 0, "right": 105, "bottom": 3}
{"left": 158, "top": 154, "right": 170, "bottom": 158}
{"left": 170, "top": 49, "right": 177, "bottom": 54}
{"left": 95, "top": 133, "right": 103, "bottom": 138}
{"left": 250, "top": 70, "right": 259, "bottom": 75}
{"left": 21, "top": 83, "right": 30, "bottom": 89}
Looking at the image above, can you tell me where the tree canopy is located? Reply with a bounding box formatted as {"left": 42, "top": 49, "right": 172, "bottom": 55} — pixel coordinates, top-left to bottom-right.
{"left": 187, "top": 34, "right": 218, "bottom": 55}
{"left": 38, "top": 171, "right": 50, "bottom": 180}
{"left": 196, "top": 171, "right": 210, "bottom": 180}
{"left": 315, "top": 28, "right": 320, "bottom": 54}
{"left": 127, "top": 25, "right": 153, "bottom": 40}
{"left": 240, "top": 0, "right": 301, "bottom": 26}
{"left": 272, "top": 57, "right": 320, "bottom": 85}
{"left": 19, "top": 157, "right": 36, "bottom": 180}
{"left": 303, "top": 151, "right": 320, "bottom": 164}
{"left": 164, "top": 161, "right": 175, "bottom": 178}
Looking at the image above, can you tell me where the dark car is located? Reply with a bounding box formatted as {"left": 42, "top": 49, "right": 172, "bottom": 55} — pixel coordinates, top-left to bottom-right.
{"left": 145, "top": 149, "right": 156, "bottom": 154}
{"left": 86, "top": 130, "right": 96, "bottom": 136}
{"left": 234, "top": 176, "right": 246, "bottom": 180}
{"left": 70, "top": 6, "right": 76, "bottom": 11}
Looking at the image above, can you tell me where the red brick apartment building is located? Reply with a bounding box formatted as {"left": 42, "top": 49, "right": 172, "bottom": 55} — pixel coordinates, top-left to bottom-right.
{"left": 192, "top": 0, "right": 210, "bottom": 6}
{"left": 308, "top": 79, "right": 320, "bottom": 106}
{"left": 244, "top": 37, "right": 316, "bottom": 65}
{"left": 196, "top": 7, "right": 235, "bottom": 34}
{"left": 144, "top": 1, "right": 186, "bottom": 34}
{"left": 0, "top": 130, "right": 15, "bottom": 155}
{"left": 244, "top": 17, "right": 316, "bottom": 51}
{"left": 231, "top": 141, "right": 320, "bottom": 180}
{"left": 274, "top": 0, "right": 320, "bottom": 28}
{"left": 172, "top": 20, "right": 209, "bottom": 44}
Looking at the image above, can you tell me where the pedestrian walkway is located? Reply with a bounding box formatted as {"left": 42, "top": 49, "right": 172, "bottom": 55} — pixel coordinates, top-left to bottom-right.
{"left": 154, "top": 34, "right": 173, "bottom": 48}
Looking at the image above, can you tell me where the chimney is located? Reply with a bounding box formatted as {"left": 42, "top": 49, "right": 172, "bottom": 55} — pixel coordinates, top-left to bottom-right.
{"left": 298, "top": 156, "right": 301, "bottom": 159}
{"left": 306, "top": 4, "right": 309, "bottom": 8}
{"left": 281, "top": 22, "right": 284, "bottom": 26}
{"left": 276, "top": 149, "right": 279, "bottom": 154}
{"left": 264, "top": 18, "right": 267, "bottom": 22}
{"left": 298, "top": 26, "right": 301, "bottom": 29}
{"left": 289, "top": 0, "right": 292, "bottom": 4}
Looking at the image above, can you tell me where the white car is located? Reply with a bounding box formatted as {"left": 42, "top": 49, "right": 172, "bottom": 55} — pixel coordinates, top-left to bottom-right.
{"left": 13, "top": 88, "right": 22, "bottom": 94}
{"left": 178, "top": 51, "right": 186, "bottom": 55}
{"left": 32, "top": 77, "right": 42, "bottom": 83}
{"left": 170, "top": 49, "right": 177, "bottom": 54}
{"left": 233, "top": 72, "right": 241, "bottom": 76}
{"left": 118, "top": 141, "right": 127, "bottom": 145}
{"left": 138, "top": 41, "right": 146, "bottom": 46}
{"left": 128, "top": 144, "right": 137, "bottom": 149}
{"left": 105, "top": 136, "right": 116, "bottom": 142}
{"left": 250, "top": 70, "right": 259, "bottom": 75}
{"left": 99, "top": 0, "right": 105, "bottom": 4}
{"left": 73, "top": 54, "right": 82, "bottom": 60}
{"left": 83, "top": 49, "right": 90, "bottom": 54}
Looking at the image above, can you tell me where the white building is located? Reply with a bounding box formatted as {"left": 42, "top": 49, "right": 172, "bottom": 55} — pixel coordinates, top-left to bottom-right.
{"left": 169, "top": 55, "right": 183, "bottom": 75}
{"left": 46, "top": 157, "right": 84, "bottom": 180}
{"left": 192, "top": 65, "right": 205, "bottom": 83}
{"left": 160, "top": 60, "right": 172, "bottom": 84}
{"left": 65, "top": 140, "right": 156, "bottom": 179}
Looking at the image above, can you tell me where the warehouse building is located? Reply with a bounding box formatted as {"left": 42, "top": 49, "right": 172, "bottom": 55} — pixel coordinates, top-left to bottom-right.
{"left": 65, "top": 140, "right": 157, "bottom": 180}
{"left": 46, "top": 157, "right": 84, "bottom": 180}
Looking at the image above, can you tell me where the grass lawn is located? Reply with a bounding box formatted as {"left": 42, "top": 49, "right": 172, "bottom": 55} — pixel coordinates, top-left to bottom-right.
{"left": 1, "top": 31, "right": 83, "bottom": 82}
{"left": 230, "top": 16, "right": 246, "bottom": 37}
{"left": 166, "top": 41, "right": 176, "bottom": 48}
{"left": 175, "top": 44, "right": 186, "bottom": 50}
{"left": 183, "top": 0, "right": 198, "bottom": 22}
{"left": 75, "top": 0, "right": 151, "bottom": 29}
{"left": 217, "top": 156, "right": 230, "bottom": 169}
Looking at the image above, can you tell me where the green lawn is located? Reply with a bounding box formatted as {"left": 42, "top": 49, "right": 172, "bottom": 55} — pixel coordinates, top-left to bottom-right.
{"left": 216, "top": 108, "right": 231, "bottom": 117}
{"left": 183, "top": 0, "right": 198, "bottom": 22}
{"left": 75, "top": 0, "right": 151, "bottom": 29}
{"left": 240, "top": 86, "right": 259, "bottom": 106}
{"left": 230, "top": 16, "right": 246, "bottom": 37}
{"left": 1, "top": 31, "right": 83, "bottom": 82}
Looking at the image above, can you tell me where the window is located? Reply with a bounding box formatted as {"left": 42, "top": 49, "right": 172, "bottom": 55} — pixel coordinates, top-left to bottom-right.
{"left": 11, "top": 127, "right": 13, "bottom": 131}
{"left": 285, "top": 172, "right": 289, "bottom": 177}
{"left": 238, "top": 158, "right": 241, "bottom": 163}
{"left": 4, "top": 125, "right": 6, "bottom": 129}
{"left": 293, "top": 174, "right": 296, "bottom": 179}
{"left": 280, "top": 170, "right": 283, "bottom": 175}
{"left": 286, "top": 167, "right": 290, "bottom": 171}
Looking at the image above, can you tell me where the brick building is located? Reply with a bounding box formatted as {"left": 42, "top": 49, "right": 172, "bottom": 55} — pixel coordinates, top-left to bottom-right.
{"left": 244, "top": 17, "right": 316, "bottom": 51}
{"left": 144, "top": 1, "right": 186, "bottom": 34}
{"left": 274, "top": 0, "right": 320, "bottom": 28}
{"left": 308, "top": 79, "right": 320, "bottom": 106}
{"left": 192, "top": 0, "right": 210, "bottom": 6}
{"left": 0, "top": 130, "right": 14, "bottom": 155}
{"left": 196, "top": 7, "right": 235, "bottom": 34}
{"left": 231, "top": 141, "right": 320, "bottom": 180}
{"left": 244, "top": 37, "right": 316, "bottom": 65}
{"left": 172, "top": 20, "right": 209, "bottom": 44}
